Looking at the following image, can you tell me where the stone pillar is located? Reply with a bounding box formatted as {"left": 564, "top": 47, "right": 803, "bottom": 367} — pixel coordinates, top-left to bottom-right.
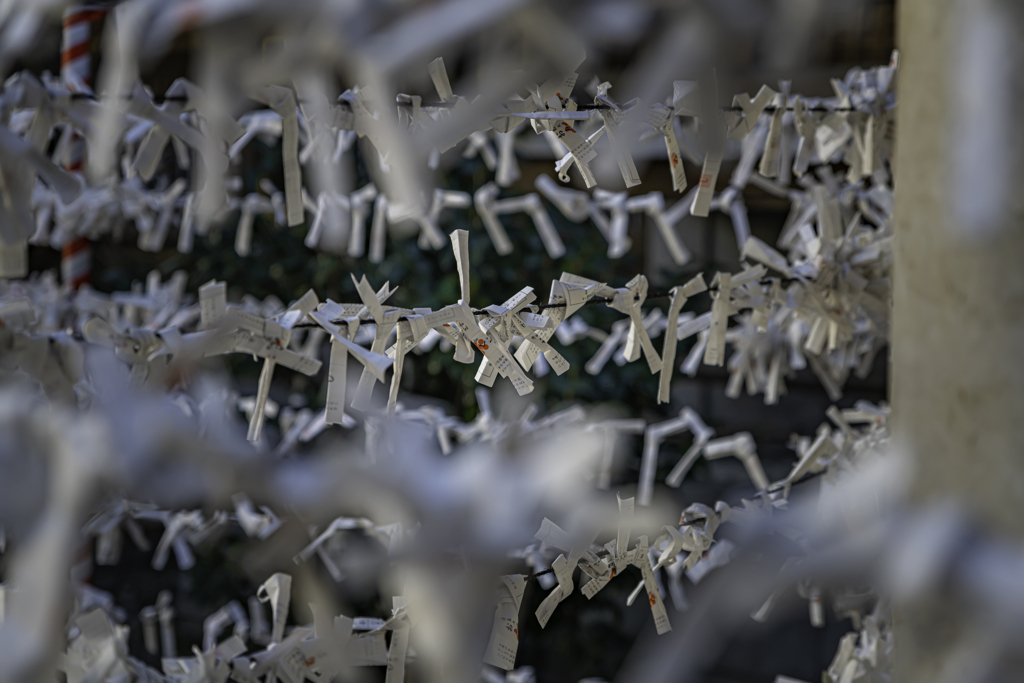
{"left": 892, "top": 0, "right": 1024, "bottom": 679}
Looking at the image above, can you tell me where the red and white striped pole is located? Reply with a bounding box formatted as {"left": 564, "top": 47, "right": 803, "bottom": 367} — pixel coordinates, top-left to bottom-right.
{"left": 62, "top": 6, "right": 104, "bottom": 589}
{"left": 60, "top": 6, "right": 104, "bottom": 291}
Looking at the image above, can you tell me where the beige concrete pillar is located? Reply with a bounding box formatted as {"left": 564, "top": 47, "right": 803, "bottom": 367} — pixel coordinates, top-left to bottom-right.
{"left": 892, "top": 0, "right": 1024, "bottom": 679}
